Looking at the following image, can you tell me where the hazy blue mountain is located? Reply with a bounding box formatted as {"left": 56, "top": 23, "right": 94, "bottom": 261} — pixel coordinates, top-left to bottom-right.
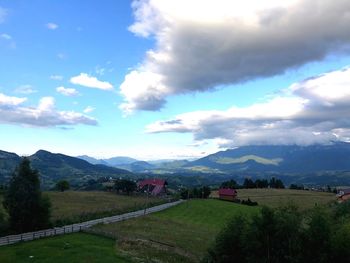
{"left": 77, "top": 155, "right": 138, "bottom": 166}
{"left": 77, "top": 155, "right": 108, "bottom": 165}
{"left": 103, "top": 156, "right": 139, "bottom": 166}
{"left": 116, "top": 161, "right": 155, "bottom": 172}
{"left": 187, "top": 143, "right": 350, "bottom": 173}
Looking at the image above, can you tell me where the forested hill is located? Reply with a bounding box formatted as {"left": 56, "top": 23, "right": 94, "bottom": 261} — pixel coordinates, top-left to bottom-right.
{"left": 0, "top": 150, "right": 132, "bottom": 187}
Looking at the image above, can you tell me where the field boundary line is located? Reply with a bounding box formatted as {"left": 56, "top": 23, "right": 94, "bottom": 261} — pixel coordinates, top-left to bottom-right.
{"left": 0, "top": 199, "right": 184, "bottom": 247}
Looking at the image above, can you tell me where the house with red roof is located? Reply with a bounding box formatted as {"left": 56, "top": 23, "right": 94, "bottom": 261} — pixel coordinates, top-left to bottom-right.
{"left": 337, "top": 188, "right": 350, "bottom": 202}
{"left": 137, "top": 178, "right": 168, "bottom": 196}
{"left": 218, "top": 188, "right": 237, "bottom": 201}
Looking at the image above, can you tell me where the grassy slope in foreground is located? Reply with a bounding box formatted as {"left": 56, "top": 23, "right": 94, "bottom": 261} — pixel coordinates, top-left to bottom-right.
{"left": 92, "top": 199, "right": 258, "bottom": 262}
{"left": 0, "top": 233, "right": 130, "bottom": 263}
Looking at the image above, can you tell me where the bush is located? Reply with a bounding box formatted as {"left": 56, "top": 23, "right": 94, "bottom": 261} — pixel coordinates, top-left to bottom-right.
{"left": 241, "top": 198, "right": 258, "bottom": 206}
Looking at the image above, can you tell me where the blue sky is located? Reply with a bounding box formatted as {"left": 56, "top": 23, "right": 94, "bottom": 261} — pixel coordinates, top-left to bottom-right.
{"left": 1, "top": 0, "right": 350, "bottom": 160}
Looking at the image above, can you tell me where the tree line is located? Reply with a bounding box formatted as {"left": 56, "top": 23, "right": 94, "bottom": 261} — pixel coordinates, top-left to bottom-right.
{"left": 205, "top": 202, "right": 350, "bottom": 262}
{"left": 221, "top": 177, "right": 285, "bottom": 189}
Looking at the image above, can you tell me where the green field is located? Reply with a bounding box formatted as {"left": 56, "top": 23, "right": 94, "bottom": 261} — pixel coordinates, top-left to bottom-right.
{"left": 211, "top": 188, "right": 335, "bottom": 209}
{"left": 236, "top": 188, "right": 335, "bottom": 209}
{"left": 0, "top": 232, "right": 130, "bottom": 263}
{"left": 0, "top": 191, "right": 165, "bottom": 225}
{"left": 91, "top": 199, "right": 258, "bottom": 262}
{"left": 47, "top": 191, "right": 164, "bottom": 222}
{"left": 0, "top": 189, "right": 338, "bottom": 262}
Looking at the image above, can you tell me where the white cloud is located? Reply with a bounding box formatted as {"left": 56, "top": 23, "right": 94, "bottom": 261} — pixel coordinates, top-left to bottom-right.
{"left": 46, "top": 23, "right": 58, "bottom": 30}
{"left": 0, "top": 93, "right": 27, "bottom": 106}
{"left": 0, "top": 7, "right": 7, "bottom": 24}
{"left": 70, "top": 73, "right": 114, "bottom": 91}
{"left": 83, "top": 106, "right": 95, "bottom": 113}
{"left": 15, "top": 85, "right": 37, "bottom": 94}
{"left": 0, "top": 93, "right": 97, "bottom": 127}
{"left": 56, "top": 86, "right": 79, "bottom": 97}
{"left": 146, "top": 67, "right": 350, "bottom": 147}
{"left": 120, "top": 0, "right": 350, "bottom": 112}
{"left": 50, "top": 75, "right": 64, "bottom": 81}
{"left": 1, "top": 33, "right": 11, "bottom": 40}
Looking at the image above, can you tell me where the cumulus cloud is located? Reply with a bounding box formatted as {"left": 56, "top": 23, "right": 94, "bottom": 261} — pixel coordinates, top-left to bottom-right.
{"left": 46, "top": 23, "right": 58, "bottom": 30}
{"left": 56, "top": 86, "right": 79, "bottom": 97}
{"left": 0, "top": 93, "right": 97, "bottom": 127}
{"left": 0, "top": 93, "right": 27, "bottom": 106}
{"left": 70, "top": 73, "right": 114, "bottom": 91}
{"left": 146, "top": 67, "right": 350, "bottom": 147}
{"left": 15, "top": 85, "right": 37, "bottom": 94}
{"left": 120, "top": 0, "right": 350, "bottom": 112}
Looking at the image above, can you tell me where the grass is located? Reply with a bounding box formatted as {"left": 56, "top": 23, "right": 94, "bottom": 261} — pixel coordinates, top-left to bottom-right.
{"left": 212, "top": 188, "right": 335, "bottom": 210}
{"left": 0, "top": 191, "right": 166, "bottom": 226}
{"left": 91, "top": 199, "right": 258, "bottom": 262}
{"left": 47, "top": 191, "right": 165, "bottom": 223}
{"left": 0, "top": 232, "right": 131, "bottom": 263}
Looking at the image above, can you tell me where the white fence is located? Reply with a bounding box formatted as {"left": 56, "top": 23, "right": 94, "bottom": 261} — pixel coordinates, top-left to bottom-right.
{"left": 0, "top": 200, "right": 184, "bottom": 247}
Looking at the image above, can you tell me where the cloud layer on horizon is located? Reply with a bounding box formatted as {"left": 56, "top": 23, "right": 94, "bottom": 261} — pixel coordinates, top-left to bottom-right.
{"left": 0, "top": 93, "right": 97, "bottom": 127}
{"left": 120, "top": 0, "right": 350, "bottom": 113}
{"left": 147, "top": 67, "right": 350, "bottom": 148}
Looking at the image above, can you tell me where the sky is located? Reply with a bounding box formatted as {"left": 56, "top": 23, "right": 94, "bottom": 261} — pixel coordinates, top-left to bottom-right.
{"left": 1, "top": 0, "right": 350, "bottom": 160}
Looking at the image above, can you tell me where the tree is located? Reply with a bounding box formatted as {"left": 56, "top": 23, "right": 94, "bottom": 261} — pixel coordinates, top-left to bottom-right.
{"left": 243, "top": 178, "right": 255, "bottom": 188}
{"left": 0, "top": 209, "right": 8, "bottom": 234}
{"left": 255, "top": 179, "right": 269, "bottom": 188}
{"left": 202, "top": 186, "right": 211, "bottom": 198}
{"left": 221, "top": 179, "right": 238, "bottom": 189}
{"left": 269, "top": 177, "right": 285, "bottom": 189}
{"left": 3, "top": 158, "right": 51, "bottom": 233}
{"left": 55, "top": 180, "right": 70, "bottom": 192}
{"left": 114, "top": 179, "right": 136, "bottom": 195}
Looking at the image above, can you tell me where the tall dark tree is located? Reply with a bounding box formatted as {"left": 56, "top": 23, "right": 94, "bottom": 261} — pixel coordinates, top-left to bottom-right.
{"left": 3, "top": 158, "right": 51, "bottom": 233}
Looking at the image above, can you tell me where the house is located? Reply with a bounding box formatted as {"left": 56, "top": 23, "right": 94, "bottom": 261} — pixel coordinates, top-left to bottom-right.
{"left": 218, "top": 188, "right": 237, "bottom": 201}
{"left": 137, "top": 178, "right": 167, "bottom": 196}
{"left": 337, "top": 188, "right": 350, "bottom": 202}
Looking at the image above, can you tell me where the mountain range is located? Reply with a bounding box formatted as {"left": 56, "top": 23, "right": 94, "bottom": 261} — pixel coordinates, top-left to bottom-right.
{"left": 0, "top": 150, "right": 131, "bottom": 188}
{"left": 1, "top": 142, "right": 350, "bottom": 187}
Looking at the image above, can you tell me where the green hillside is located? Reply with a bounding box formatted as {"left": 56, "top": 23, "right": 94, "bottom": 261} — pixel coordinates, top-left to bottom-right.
{"left": 92, "top": 199, "right": 258, "bottom": 262}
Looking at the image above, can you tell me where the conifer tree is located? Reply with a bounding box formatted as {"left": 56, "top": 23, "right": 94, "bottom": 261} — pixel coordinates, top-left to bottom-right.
{"left": 3, "top": 158, "right": 51, "bottom": 233}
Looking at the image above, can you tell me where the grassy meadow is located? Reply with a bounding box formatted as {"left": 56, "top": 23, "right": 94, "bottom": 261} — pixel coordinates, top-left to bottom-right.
{"left": 91, "top": 199, "right": 259, "bottom": 262}
{"left": 0, "top": 191, "right": 166, "bottom": 226}
{"left": 0, "top": 232, "right": 130, "bottom": 263}
{"left": 211, "top": 188, "right": 336, "bottom": 210}
{"left": 0, "top": 189, "right": 340, "bottom": 263}
{"left": 47, "top": 191, "right": 165, "bottom": 223}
